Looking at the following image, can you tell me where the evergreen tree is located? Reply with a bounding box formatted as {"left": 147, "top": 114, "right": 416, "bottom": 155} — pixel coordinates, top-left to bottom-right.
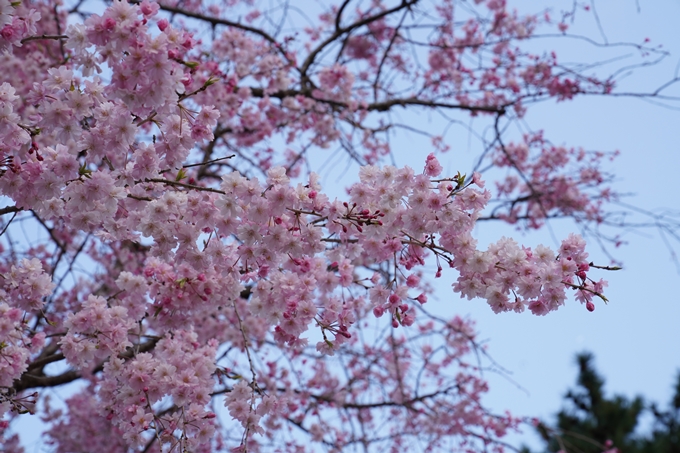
{"left": 638, "top": 373, "right": 680, "bottom": 452}
{"left": 525, "top": 353, "right": 680, "bottom": 453}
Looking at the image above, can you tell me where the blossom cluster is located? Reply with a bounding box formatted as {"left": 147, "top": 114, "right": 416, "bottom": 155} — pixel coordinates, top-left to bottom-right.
{"left": 0, "top": 82, "right": 30, "bottom": 156}
{"left": 0, "top": 258, "right": 52, "bottom": 413}
{"left": 2, "top": 257, "right": 54, "bottom": 312}
{"left": 96, "top": 330, "right": 218, "bottom": 449}
{"left": 0, "top": 0, "right": 41, "bottom": 51}
{"left": 42, "top": 392, "right": 130, "bottom": 453}
{"left": 60, "top": 295, "right": 135, "bottom": 369}
{"left": 0, "top": 258, "right": 52, "bottom": 378}
{"left": 492, "top": 132, "right": 617, "bottom": 228}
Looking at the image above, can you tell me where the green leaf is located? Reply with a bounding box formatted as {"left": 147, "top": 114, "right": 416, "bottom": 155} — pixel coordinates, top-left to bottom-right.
{"left": 78, "top": 163, "right": 92, "bottom": 178}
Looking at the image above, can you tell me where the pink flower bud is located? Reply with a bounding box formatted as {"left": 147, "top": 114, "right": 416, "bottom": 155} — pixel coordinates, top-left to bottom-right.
{"left": 1, "top": 25, "right": 15, "bottom": 41}
{"left": 140, "top": 0, "right": 155, "bottom": 16}
{"left": 258, "top": 265, "right": 269, "bottom": 278}
{"left": 103, "top": 17, "right": 116, "bottom": 30}
{"left": 406, "top": 274, "right": 420, "bottom": 288}
{"left": 158, "top": 18, "right": 169, "bottom": 31}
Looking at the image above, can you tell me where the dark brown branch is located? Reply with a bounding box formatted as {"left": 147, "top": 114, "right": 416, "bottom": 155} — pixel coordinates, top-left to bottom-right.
{"left": 367, "top": 96, "right": 507, "bottom": 114}
{"left": 185, "top": 154, "right": 235, "bottom": 169}
{"left": 196, "top": 126, "right": 233, "bottom": 179}
{"left": 310, "top": 385, "right": 459, "bottom": 410}
{"left": 127, "top": 194, "right": 154, "bottom": 202}
{"left": 0, "top": 211, "right": 18, "bottom": 237}
{"left": 0, "top": 205, "right": 21, "bottom": 216}
{"left": 20, "top": 34, "right": 67, "bottom": 44}
{"left": 156, "top": 2, "right": 297, "bottom": 69}
{"left": 13, "top": 369, "right": 80, "bottom": 392}
{"left": 51, "top": 2, "right": 67, "bottom": 62}
{"left": 335, "top": 0, "right": 353, "bottom": 32}
{"left": 26, "top": 352, "right": 65, "bottom": 373}
{"left": 145, "top": 178, "right": 226, "bottom": 195}
{"left": 299, "top": 0, "right": 421, "bottom": 81}
{"left": 247, "top": 86, "right": 506, "bottom": 114}
{"left": 158, "top": 3, "right": 279, "bottom": 45}
{"left": 14, "top": 339, "right": 159, "bottom": 392}
{"left": 373, "top": 9, "right": 408, "bottom": 102}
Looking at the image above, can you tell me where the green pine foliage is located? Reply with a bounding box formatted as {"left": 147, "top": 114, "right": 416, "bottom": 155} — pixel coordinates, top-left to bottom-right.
{"left": 523, "top": 353, "right": 680, "bottom": 453}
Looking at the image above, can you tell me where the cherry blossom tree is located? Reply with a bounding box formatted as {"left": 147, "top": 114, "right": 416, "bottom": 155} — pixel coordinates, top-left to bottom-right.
{"left": 0, "top": 0, "right": 672, "bottom": 451}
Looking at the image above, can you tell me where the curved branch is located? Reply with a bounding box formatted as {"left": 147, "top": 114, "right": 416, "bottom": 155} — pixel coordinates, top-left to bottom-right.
{"left": 14, "top": 338, "right": 159, "bottom": 392}
{"left": 299, "top": 0, "right": 421, "bottom": 81}
{"left": 158, "top": 3, "right": 279, "bottom": 45}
